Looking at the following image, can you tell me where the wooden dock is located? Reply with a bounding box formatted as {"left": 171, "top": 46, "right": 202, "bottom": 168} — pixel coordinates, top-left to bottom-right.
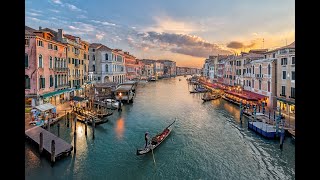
{"left": 25, "top": 126, "right": 73, "bottom": 161}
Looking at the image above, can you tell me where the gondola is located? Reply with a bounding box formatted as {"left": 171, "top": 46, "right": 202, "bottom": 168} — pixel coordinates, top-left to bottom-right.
{"left": 136, "top": 120, "right": 176, "bottom": 155}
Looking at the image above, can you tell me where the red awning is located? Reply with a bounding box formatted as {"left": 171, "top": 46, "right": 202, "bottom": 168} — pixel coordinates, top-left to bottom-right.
{"left": 243, "top": 90, "right": 268, "bottom": 100}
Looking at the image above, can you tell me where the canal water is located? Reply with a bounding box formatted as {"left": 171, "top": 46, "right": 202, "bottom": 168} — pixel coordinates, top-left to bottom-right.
{"left": 25, "top": 76, "right": 295, "bottom": 180}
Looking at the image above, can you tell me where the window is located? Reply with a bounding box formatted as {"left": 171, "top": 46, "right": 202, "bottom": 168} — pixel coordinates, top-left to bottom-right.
{"left": 243, "top": 69, "right": 246, "bottom": 75}
{"left": 117, "top": 55, "right": 123, "bottom": 62}
{"left": 292, "top": 71, "right": 295, "bottom": 80}
{"left": 105, "top": 64, "right": 109, "bottom": 72}
{"left": 37, "top": 40, "right": 43, "bottom": 47}
{"left": 291, "top": 87, "right": 295, "bottom": 98}
{"left": 249, "top": 81, "right": 251, "bottom": 87}
{"left": 48, "top": 43, "right": 53, "bottom": 49}
{"left": 68, "top": 47, "right": 70, "bottom": 51}
{"left": 281, "top": 58, "right": 288, "bottom": 65}
{"left": 25, "top": 53, "right": 29, "bottom": 68}
{"left": 252, "top": 80, "right": 254, "bottom": 88}
{"left": 25, "top": 39, "right": 29, "bottom": 46}
{"left": 49, "top": 56, "right": 53, "bottom": 69}
{"left": 98, "top": 77, "right": 101, "bottom": 80}
{"left": 105, "top": 53, "right": 108, "bottom": 60}
{"left": 93, "top": 65, "right": 95, "bottom": 72}
{"left": 64, "top": 47, "right": 66, "bottom": 52}
{"left": 72, "top": 47, "right": 75, "bottom": 52}
{"left": 82, "top": 60, "right": 84, "bottom": 65}
{"left": 281, "top": 86, "right": 286, "bottom": 96}
{"left": 25, "top": 75, "right": 30, "bottom": 89}
{"left": 268, "top": 64, "right": 271, "bottom": 75}
{"left": 39, "top": 76, "right": 45, "bottom": 89}
{"left": 259, "top": 65, "right": 262, "bottom": 75}
{"left": 292, "top": 57, "right": 295, "bottom": 65}
{"left": 268, "top": 81, "right": 270, "bottom": 92}
{"left": 68, "top": 58, "right": 71, "bottom": 64}
{"left": 72, "top": 58, "right": 75, "bottom": 64}
{"left": 38, "top": 55, "right": 43, "bottom": 68}
{"left": 239, "top": 69, "right": 241, "bottom": 75}
{"left": 50, "top": 75, "right": 53, "bottom": 87}
{"left": 272, "top": 53, "right": 275, "bottom": 58}
{"left": 93, "top": 55, "right": 95, "bottom": 61}
{"left": 92, "top": 49, "right": 95, "bottom": 52}
{"left": 252, "top": 66, "right": 254, "bottom": 74}
{"left": 84, "top": 65, "right": 86, "bottom": 72}
{"left": 282, "top": 71, "right": 286, "bottom": 79}
{"left": 259, "top": 80, "right": 261, "bottom": 90}
{"left": 84, "top": 53, "right": 87, "bottom": 59}
{"left": 54, "top": 45, "right": 58, "bottom": 50}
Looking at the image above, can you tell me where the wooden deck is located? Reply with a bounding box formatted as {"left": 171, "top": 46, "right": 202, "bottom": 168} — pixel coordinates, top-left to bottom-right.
{"left": 25, "top": 126, "right": 73, "bottom": 160}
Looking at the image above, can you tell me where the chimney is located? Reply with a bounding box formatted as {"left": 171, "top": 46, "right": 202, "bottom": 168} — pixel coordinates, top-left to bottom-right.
{"left": 57, "top": 29, "right": 64, "bottom": 42}
{"left": 39, "top": 26, "right": 42, "bottom": 30}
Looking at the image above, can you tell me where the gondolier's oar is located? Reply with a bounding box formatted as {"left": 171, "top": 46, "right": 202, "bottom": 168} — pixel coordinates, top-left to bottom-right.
{"left": 151, "top": 148, "right": 156, "bottom": 166}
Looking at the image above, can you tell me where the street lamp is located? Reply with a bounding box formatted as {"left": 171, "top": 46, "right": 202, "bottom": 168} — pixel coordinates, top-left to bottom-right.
{"left": 118, "top": 92, "right": 122, "bottom": 111}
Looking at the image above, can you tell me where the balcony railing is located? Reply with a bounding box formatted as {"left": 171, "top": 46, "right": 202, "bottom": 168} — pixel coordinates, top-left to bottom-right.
{"left": 54, "top": 67, "right": 68, "bottom": 72}
{"left": 255, "top": 74, "right": 263, "bottom": 78}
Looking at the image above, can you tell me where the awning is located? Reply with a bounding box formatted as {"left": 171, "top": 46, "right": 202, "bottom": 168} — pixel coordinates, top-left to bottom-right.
{"left": 41, "top": 88, "right": 72, "bottom": 99}
{"left": 72, "top": 96, "right": 86, "bottom": 102}
{"left": 276, "top": 97, "right": 295, "bottom": 105}
{"left": 243, "top": 90, "right": 268, "bottom": 100}
{"left": 34, "top": 103, "right": 56, "bottom": 112}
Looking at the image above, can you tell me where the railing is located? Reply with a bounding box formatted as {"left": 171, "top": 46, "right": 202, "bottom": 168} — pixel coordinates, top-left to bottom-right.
{"left": 255, "top": 74, "right": 263, "bottom": 78}
{"left": 54, "top": 67, "right": 68, "bottom": 72}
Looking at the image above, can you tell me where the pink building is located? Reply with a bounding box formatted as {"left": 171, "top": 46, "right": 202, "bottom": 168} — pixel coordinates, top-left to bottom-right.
{"left": 25, "top": 26, "right": 67, "bottom": 106}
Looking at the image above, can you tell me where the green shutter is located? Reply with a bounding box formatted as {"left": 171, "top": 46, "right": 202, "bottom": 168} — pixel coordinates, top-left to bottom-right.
{"left": 43, "top": 78, "right": 45, "bottom": 88}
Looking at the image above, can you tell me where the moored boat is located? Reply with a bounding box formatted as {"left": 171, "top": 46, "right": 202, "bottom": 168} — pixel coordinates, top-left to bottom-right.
{"left": 136, "top": 120, "right": 176, "bottom": 155}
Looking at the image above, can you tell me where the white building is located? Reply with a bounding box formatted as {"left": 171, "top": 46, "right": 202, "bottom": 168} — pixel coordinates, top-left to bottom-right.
{"left": 89, "top": 43, "right": 126, "bottom": 84}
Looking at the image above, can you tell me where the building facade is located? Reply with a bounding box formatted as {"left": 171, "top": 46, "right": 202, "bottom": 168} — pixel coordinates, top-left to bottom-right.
{"left": 25, "top": 26, "right": 68, "bottom": 106}
{"left": 275, "top": 42, "right": 295, "bottom": 117}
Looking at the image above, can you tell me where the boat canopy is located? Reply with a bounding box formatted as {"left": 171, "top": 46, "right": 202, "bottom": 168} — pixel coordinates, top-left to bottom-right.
{"left": 34, "top": 103, "right": 56, "bottom": 112}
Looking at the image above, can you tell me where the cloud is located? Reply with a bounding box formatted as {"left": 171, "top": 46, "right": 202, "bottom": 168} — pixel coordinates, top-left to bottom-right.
{"left": 91, "top": 20, "right": 116, "bottom": 26}
{"left": 49, "top": 9, "right": 60, "bottom": 13}
{"left": 226, "top": 41, "right": 256, "bottom": 49}
{"left": 135, "top": 31, "right": 231, "bottom": 57}
{"left": 68, "top": 26, "right": 80, "bottom": 30}
{"left": 145, "top": 16, "right": 199, "bottom": 34}
{"left": 96, "top": 33, "right": 105, "bottom": 40}
{"left": 65, "top": 3, "right": 86, "bottom": 12}
{"left": 51, "top": 0, "right": 62, "bottom": 4}
{"left": 77, "top": 15, "right": 87, "bottom": 19}
{"left": 26, "top": 12, "right": 42, "bottom": 16}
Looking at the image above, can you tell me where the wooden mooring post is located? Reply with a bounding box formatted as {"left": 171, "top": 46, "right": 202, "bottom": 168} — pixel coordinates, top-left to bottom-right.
{"left": 51, "top": 140, "right": 55, "bottom": 165}
{"left": 57, "top": 123, "right": 60, "bottom": 137}
{"left": 39, "top": 132, "right": 43, "bottom": 154}
{"left": 85, "top": 118, "right": 88, "bottom": 136}
{"left": 239, "top": 102, "right": 243, "bottom": 124}
{"left": 74, "top": 116, "right": 77, "bottom": 135}
{"left": 67, "top": 112, "right": 70, "bottom": 128}
{"left": 92, "top": 117, "right": 95, "bottom": 139}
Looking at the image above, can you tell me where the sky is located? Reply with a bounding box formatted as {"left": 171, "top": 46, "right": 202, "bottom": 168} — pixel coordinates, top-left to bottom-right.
{"left": 25, "top": 0, "right": 295, "bottom": 68}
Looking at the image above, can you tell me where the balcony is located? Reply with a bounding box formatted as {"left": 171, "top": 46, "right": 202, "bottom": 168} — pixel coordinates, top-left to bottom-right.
{"left": 55, "top": 84, "right": 69, "bottom": 89}
{"left": 255, "top": 74, "right": 263, "bottom": 79}
{"left": 54, "top": 67, "right": 68, "bottom": 72}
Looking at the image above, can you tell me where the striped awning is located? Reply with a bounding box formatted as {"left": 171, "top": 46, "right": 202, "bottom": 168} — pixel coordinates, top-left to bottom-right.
{"left": 41, "top": 88, "right": 73, "bottom": 99}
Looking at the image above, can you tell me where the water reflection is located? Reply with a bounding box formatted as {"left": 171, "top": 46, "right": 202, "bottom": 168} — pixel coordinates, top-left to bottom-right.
{"left": 223, "top": 100, "right": 240, "bottom": 122}
{"left": 115, "top": 117, "right": 125, "bottom": 140}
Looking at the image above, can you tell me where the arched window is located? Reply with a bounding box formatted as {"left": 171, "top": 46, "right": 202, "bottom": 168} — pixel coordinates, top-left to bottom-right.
{"left": 252, "top": 79, "right": 254, "bottom": 88}
{"left": 25, "top": 75, "right": 30, "bottom": 89}
{"left": 105, "top": 53, "right": 108, "bottom": 60}
{"left": 38, "top": 54, "right": 43, "bottom": 68}
{"left": 25, "top": 53, "right": 29, "bottom": 68}
{"left": 268, "top": 64, "right": 271, "bottom": 75}
{"left": 252, "top": 65, "right": 254, "bottom": 74}
{"left": 93, "top": 65, "right": 95, "bottom": 72}
{"left": 39, "top": 75, "right": 45, "bottom": 89}
{"left": 259, "top": 65, "right": 262, "bottom": 75}
{"left": 105, "top": 64, "right": 108, "bottom": 72}
{"left": 55, "top": 57, "right": 57, "bottom": 68}
{"left": 268, "top": 81, "right": 270, "bottom": 92}
{"left": 50, "top": 75, "right": 53, "bottom": 87}
{"left": 49, "top": 56, "right": 53, "bottom": 69}
{"left": 259, "top": 80, "right": 261, "bottom": 90}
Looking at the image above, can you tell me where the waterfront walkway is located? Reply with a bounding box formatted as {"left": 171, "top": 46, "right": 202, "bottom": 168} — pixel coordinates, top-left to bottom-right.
{"left": 25, "top": 102, "right": 72, "bottom": 130}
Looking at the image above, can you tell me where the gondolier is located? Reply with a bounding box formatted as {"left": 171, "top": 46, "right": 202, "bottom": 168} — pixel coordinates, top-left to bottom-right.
{"left": 145, "top": 132, "right": 149, "bottom": 148}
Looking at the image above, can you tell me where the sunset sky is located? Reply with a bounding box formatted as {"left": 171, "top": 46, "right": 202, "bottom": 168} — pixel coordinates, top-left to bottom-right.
{"left": 26, "top": 0, "right": 295, "bottom": 68}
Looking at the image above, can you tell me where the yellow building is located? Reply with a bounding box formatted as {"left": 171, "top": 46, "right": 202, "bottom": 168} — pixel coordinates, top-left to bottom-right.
{"left": 56, "top": 29, "right": 89, "bottom": 97}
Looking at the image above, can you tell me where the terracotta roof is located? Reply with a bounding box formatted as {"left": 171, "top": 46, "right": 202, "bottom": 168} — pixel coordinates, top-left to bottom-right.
{"left": 89, "top": 43, "right": 103, "bottom": 48}
{"left": 41, "top": 28, "right": 58, "bottom": 40}
{"left": 64, "top": 34, "right": 77, "bottom": 40}
{"left": 98, "top": 45, "right": 112, "bottom": 51}
{"left": 268, "top": 41, "right": 295, "bottom": 52}
{"left": 25, "top": 26, "right": 37, "bottom": 36}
